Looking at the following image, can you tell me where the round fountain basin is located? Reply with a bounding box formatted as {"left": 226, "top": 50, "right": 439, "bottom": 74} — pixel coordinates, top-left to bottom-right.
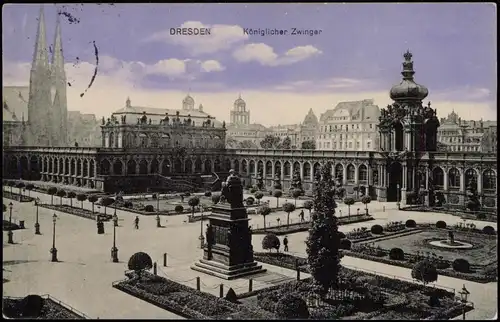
{"left": 429, "top": 240, "right": 473, "bottom": 249}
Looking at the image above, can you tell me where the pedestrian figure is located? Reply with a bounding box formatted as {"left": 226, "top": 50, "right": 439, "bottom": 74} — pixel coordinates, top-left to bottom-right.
{"left": 134, "top": 216, "right": 139, "bottom": 229}
{"left": 283, "top": 236, "right": 289, "bottom": 252}
{"left": 299, "top": 210, "right": 304, "bottom": 222}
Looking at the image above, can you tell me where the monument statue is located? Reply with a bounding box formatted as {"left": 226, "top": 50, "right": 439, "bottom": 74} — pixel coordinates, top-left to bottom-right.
{"left": 256, "top": 168, "right": 264, "bottom": 191}
{"left": 448, "top": 230, "right": 455, "bottom": 244}
{"left": 290, "top": 169, "right": 304, "bottom": 193}
{"left": 273, "top": 174, "right": 282, "bottom": 190}
{"left": 221, "top": 169, "right": 244, "bottom": 208}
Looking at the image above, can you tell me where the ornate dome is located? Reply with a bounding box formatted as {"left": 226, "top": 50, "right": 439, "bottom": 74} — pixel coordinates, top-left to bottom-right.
{"left": 183, "top": 94, "right": 194, "bottom": 105}
{"left": 389, "top": 51, "right": 429, "bottom": 101}
{"left": 234, "top": 94, "right": 246, "bottom": 107}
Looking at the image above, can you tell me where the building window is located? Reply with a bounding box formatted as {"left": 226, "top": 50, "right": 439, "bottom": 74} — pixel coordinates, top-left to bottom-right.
{"left": 348, "top": 142, "right": 352, "bottom": 149}
{"left": 370, "top": 124, "right": 373, "bottom": 129}
{"left": 448, "top": 168, "right": 460, "bottom": 188}
{"left": 346, "top": 164, "right": 355, "bottom": 183}
{"left": 333, "top": 142, "right": 337, "bottom": 149}
{"left": 483, "top": 169, "right": 496, "bottom": 190}
{"left": 358, "top": 165, "right": 368, "bottom": 182}
{"left": 367, "top": 142, "right": 371, "bottom": 149}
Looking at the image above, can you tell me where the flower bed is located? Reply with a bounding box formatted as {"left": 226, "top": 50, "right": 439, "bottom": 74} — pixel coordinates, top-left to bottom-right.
{"left": 400, "top": 206, "right": 497, "bottom": 223}
{"left": 38, "top": 204, "right": 98, "bottom": 221}
{"left": 251, "top": 252, "right": 469, "bottom": 319}
{"left": 3, "top": 296, "right": 87, "bottom": 319}
{"left": 113, "top": 272, "right": 275, "bottom": 319}
{"left": 2, "top": 220, "right": 22, "bottom": 231}
{"left": 3, "top": 191, "right": 35, "bottom": 202}
{"left": 345, "top": 226, "right": 421, "bottom": 243}
{"left": 252, "top": 214, "right": 374, "bottom": 236}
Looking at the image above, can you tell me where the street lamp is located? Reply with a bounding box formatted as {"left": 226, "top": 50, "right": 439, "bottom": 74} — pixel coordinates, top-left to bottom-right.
{"left": 50, "top": 213, "right": 58, "bottom": 262}
{"left": 458, "top": 284, "right": 470, "bottom": 320}
{"left": 7, "top": 202, "right": 14, "bottom": 244}
{"left": 111, "top": 214, "right": 119, "bottom": 263}
{"left": 113, "top": 205, "right": 118, "bottom": 227}
{"left": 34, "top": 197, "right": 41, "bottom": 234}
{"left": 199, "top": 204, "right": 205, "bottom": 248}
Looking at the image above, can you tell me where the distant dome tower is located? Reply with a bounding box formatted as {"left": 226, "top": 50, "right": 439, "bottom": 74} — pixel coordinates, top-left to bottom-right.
{"left": 182, "top": 93, "right": 195, "bottom": 110}
{"left": 303, "top": 108, "right": 319, "bottom": 126}
{"left": 230, "top": 94, "right": 250, "bottom": 125}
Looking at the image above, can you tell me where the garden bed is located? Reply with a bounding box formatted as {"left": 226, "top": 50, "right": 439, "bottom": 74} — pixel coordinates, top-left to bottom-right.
{"left": 400, "top": 206, "right": 497, "bottom": 223}
{"left": 252, "top": 214, "right": 374, "bottom": 236}
{"left": 3, "top": 295, "right": 88, "bottom": 319}
{"left": 3, "top": 191, "right": 35, "bottom": 202}
{"left": 3, "top": 220, "right": 23, "bottom": 231}
{"left": 38, "top": 204, "right": 99, "bottom": 221}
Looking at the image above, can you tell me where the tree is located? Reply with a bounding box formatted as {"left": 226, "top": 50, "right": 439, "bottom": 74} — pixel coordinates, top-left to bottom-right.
{"left": 260, "top": 135, "right": 281, "bottom": 149}
{"left": 67, "top": 191, "right": 76, "bottom": 208}
{"left": 25, "top": 184, "right": 35, "bottom": 198}
{"left": 260, "top": 205, "right": 271, "bottom": 230}
{"left": 100, "top": 197, "right": 115, "bottom": 215}
{"left": 282, "top": 202, "right": 296, "bottom": 226}
{"left": 175, "top": 205, "right": 184, "bottom": 214}
{"left": 292, "top": 189, "right": 302, "bottom": 207}
{"left": 275, "top": 293, "right": 310, "bottom": 319}
{"left": 343, "top": 197, "right": 355, "bottom": 217}
{"left": 301, "top": 140, "right": 316, "bottom": 150}
{"left": 280, "top": 136, "right": 292, "bottom": 150}
{"left": 188, "top": 196, "right": 200, "bottom": 218}
{"left": 56, "top": 189, "right": 67, "bottom": 205}
{"left": 262, "top": 233, "right": 280, "bottom": 252}
{"left": 273, "top": 190, "right": 283, "bottom": 208}
{"left": 305, "top": 163, "right": 341, "bottom": 299}
{"left": 88, "top": 195, "right": 98, "bottom": 214}
{"left": 254, "top": 191, "right": 264, "bottom": 205}
{"left": 127, "top": 252, "right": 153, "bottom": 278}
{"left": 239, "top": 140, "right": 258, "bottom": 149}
{"left": 361, "top": 196, "right": 371, "bottom": 214}
{"left": 411, "top": 260, "right": 438, "bottom": 285}
{"left": 303, "top": 200, "right": 313, "bottom": 216}
{"left": 47, "top": 187, "right": 58, "bottom": 205}
{"left": 76, "top": 194, "right": 87, "bottom": 209}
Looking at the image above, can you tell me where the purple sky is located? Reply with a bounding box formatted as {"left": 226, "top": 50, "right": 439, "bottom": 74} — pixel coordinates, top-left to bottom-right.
{"left": 2, "top": 3, "right": 497, "bottom": 119}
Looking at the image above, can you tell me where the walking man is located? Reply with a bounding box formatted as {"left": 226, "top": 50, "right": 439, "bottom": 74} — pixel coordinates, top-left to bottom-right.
{"left": 299, "top": 210, "right": 304, "bottom": 222}
{"left": 283, "top": 236, "right": 289, "bottom": 252}
{"left": 134, "top": 216, "right": 140, "bottom": 229}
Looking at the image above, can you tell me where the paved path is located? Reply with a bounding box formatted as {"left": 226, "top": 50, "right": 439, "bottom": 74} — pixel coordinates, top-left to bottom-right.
{"left": 3, "top": 188, "right": 497, "bottom": 319}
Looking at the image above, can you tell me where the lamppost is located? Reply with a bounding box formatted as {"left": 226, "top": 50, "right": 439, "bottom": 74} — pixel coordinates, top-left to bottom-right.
{"left": 396, "top": 183, "right": 401, "bottom": 209}
{"left": 199, "top": 204, "right": 205, "bottom": 248}
{"left": 459, "top": 284, "right": 470, "bottom": 320}
{"left": 34, "top": 197, "right": 41, "bottom": 234}
{"left": 50, "top": 213, "right": 58, "bottom": 262}
{"left": 111, "top": 214, "right": 119, "bottom": 262}
{"left": 7, "top": 202, "right": 14, "bottom": 244}
{"left": 113, "top": 205, "right": 118, "bottom": 227}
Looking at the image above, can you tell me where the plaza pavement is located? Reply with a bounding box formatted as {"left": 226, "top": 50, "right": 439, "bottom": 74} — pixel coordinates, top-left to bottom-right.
{"left": 3, "top": 188, "right": 497, "bottom": 319}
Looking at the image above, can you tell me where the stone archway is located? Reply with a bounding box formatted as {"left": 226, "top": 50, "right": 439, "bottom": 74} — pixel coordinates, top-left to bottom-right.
{"left": 387, "top": 162, "right": 403, "bottom": 202}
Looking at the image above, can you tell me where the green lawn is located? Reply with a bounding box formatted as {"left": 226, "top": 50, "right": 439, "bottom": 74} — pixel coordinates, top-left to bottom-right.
{"left": 364, "top": 230, "right": 497, "bottom": 266}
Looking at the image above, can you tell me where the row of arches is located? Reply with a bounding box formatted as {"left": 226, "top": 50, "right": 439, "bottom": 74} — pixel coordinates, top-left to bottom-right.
{"left": 431, "top": 167, "right": 497, "bottom": 191}
{"left": 103, "top": 131, "right": 225, "bottom": 149}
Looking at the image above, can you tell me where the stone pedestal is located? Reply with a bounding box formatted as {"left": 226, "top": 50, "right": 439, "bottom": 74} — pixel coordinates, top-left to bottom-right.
{"left": 400, "top": 188, "right": 407, "bottom": 206}
{"left": 191, "top": 203, "right": 266, "bottom": 280}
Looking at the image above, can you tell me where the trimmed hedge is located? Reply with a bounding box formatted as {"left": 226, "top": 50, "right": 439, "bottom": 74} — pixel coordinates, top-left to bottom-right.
{"left": 371, "top": 224, "right": 384, "bottom": 234}
{"left": 144, "top": 205, "right": 155, "bottom": 212}
{"left": 405, "top": 219, "right": 417, "bottom": 228}
{"left": 482, "top": 225, "right": 496, "bottom": 235}
{"left": 389, "top": 247, "right": 405, "bottom": 261}
{"left": 452, "top": 259, "right": 470, "bottom": 273}
{"left": 340, "top": 238, "right": 352, "bottom": 250}
{"left": 435, "top": 221, "right": 447, "bottom": 229}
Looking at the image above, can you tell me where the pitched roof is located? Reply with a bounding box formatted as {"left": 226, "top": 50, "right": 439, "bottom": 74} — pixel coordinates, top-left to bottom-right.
{"left": 113, "top": 104, "right": 212, "bottom": 119}
{"left": 3, "top": 86, "right": 30, "bottom": 122}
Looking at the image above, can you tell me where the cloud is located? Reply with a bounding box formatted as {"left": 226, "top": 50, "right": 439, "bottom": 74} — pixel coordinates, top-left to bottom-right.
{"left": 432, "top": 86, "right": 495, "bottom": 102}
{"left": 200, "top": 60, "right": 225, "bottom": 73}
{"left": 273, "top": 78, "right": 372, "bottom": 92}
{"left": 232, "top": 43, "right": 322, "bottom": 66}
{"left": 146, "top": 21, "right": 249, "bottom": 55}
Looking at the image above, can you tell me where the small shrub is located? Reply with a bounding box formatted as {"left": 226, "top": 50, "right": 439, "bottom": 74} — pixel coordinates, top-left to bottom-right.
{"left": 412, "top": 260, "right": 438, "bottom": 285}
{"left": 371, "top": 224, "right": 384, "bottom": 234}
{"left": 452, "top": 258, "right": 470, "bottom": 273}
{"left": 124, "top": 201, "right": 133, "bottom": 208}
{"left": 204, "top": 191, "right": 212, "bottom": 197}
{"left": 250, "top": 187, "right": 257, "bottom": 193}
{"left": 389, "top": 247, "right": 405, "bottom": 260}
{"left": 275, "top": 293, "right": 310, "bottom": 319}
{"left": 262, "top": 233, "right": 280, "bottom": 252}
{"left": 225, "top": 288, "right": 239, "bottom": 303}
{"left": 19, "top": 294, "right": 44, "bottom": 318}
{"left": 405, "top": 219, "right": 417, "bottom": 228}
{"left": 246, "top": 196, "right": 255, "bottom": 205}
{"left": 144, "top": 205, "right": 155, "bottom": 212}
{"left": 428, "top": 293, "right": 441, "bottom": 307}
{"left": 482, "top": 225, "right": 496, "bottom": 235}
{"left": 435, "top": 220, "right": 447, "bottom": 229}
{"left": 174, "top": 205, "right": 184, "bottom": 213}
{"left": 211, "top": 194, "right": 221, "bottom": 204}
{"left": 128, "top": 252, "right": 153, "bottom": 276}
{"left": 184, "top": 192, "right": 191, "bottom": 197}
{"left": 476, "top": 213, "right": 486, "bottom": 220}
{"left": 340, "top": 239, "right": 352, "bottom": 250}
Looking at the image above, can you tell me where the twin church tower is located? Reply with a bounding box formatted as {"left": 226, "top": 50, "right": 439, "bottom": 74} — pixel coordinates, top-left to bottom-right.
{"left": 26, "top": 7, "right": 68, "bottom": 146}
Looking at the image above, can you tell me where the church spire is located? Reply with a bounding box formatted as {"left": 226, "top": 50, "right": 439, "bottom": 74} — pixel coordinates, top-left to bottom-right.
{"left": 51, "top": 12, "right": 65, "bottom": 73}
{"left": 32, "top": 6, "right": 48, "bottom": 70}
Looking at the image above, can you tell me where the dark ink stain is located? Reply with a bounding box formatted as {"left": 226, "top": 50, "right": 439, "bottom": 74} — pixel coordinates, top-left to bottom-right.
{"left": 57, "top": 10, "right": 80, "bottom": 24}
{"left": 80, "top": 41, "right": 99, "bottom": 98}
{"left": 49, "top": 45, "right": 53, "bottom": 54}
{"left": 67, "top": 82, "right": 72, "bottom": 87}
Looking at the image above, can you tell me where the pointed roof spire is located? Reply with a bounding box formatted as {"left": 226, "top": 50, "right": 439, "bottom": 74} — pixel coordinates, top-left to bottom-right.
{"left": 51, "top": 11, "right": 65, "bottom": 72}
{"left": 32, "top": 6, "right": 48, "bottom": 69}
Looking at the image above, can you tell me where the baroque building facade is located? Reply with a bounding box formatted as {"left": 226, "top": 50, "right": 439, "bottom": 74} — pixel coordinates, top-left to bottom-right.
{"left": 317, "top": 99, "right": 381, "bottom": 151}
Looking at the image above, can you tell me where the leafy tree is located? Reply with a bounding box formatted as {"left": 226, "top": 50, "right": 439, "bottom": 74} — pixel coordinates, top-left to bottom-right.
{"left": 47, "top": 187, "right": 58, "bottom": 205}
{"left": 361, "top": 196, "right": 371, "bottom": 213}
{"left": 303, "top": 200, "right": 313, "bottom": 216}
{"left": 188, "top": 196, "right": 200, "bottom": 218}
{"left": 282, "top": 202, "right": 296, "bottom": 226}
{"left": 239, "top": 140, "right": 258, "bottom": 149}
{"left": 67, "top": 191, "right": 76, "bottom": 207}
{"left": 411, "top": 260, "right": 438, "bottom": 285}
{"left": 301, "top": 140, "right": 316, "bottom": 150}
{"left": 127, "top": 252, "right": 153, "bottom": 278}
{"left": 262, "top": 233, "right": 280, "bottom": 252}
{"left": 275, "top": 293, "right": 310, "bottom": 319}
{"left": 273, "top": 190, "right": 283, "bottom": 208}
{"left": 25, "top": 183, "right": 35, "bottom": 198}
{"left": 260, "top": 205, "right": 271, "bottom": 230}
{"left": 305, "top": 163, "right": 341, "bottom": 299}
{"left": 88, "top": 195, "right": 99, "bottom": 213}
{"left": 343, "top": 197, "right": 355, "bottom": 216}
{"left": 101, "top": 197, "right": 115, "bottom": 215}
{"left": 254, "top": 191, "right": 264, "bottom": 205}
{"left": 175, "top": 205, "right": 184, "bottom": 213}
{"left": 280, "top": 136, "right": 292, "bottom": 150}
{"left": 292, "top": 189, "right": 302, "bottom": 207}
{"left": 56, "top": 189, "right": 67, "bottom": 205}
{"left": 76, "top": 194, "right": 87, "bottom": 209}
{"left": 260, "top": 135, "right": 281, "bottom": 149}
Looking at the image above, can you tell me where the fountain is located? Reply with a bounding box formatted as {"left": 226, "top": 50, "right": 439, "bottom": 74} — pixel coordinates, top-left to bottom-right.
{"left": 429, "top": 230, "right": 473, "bottom": 249}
